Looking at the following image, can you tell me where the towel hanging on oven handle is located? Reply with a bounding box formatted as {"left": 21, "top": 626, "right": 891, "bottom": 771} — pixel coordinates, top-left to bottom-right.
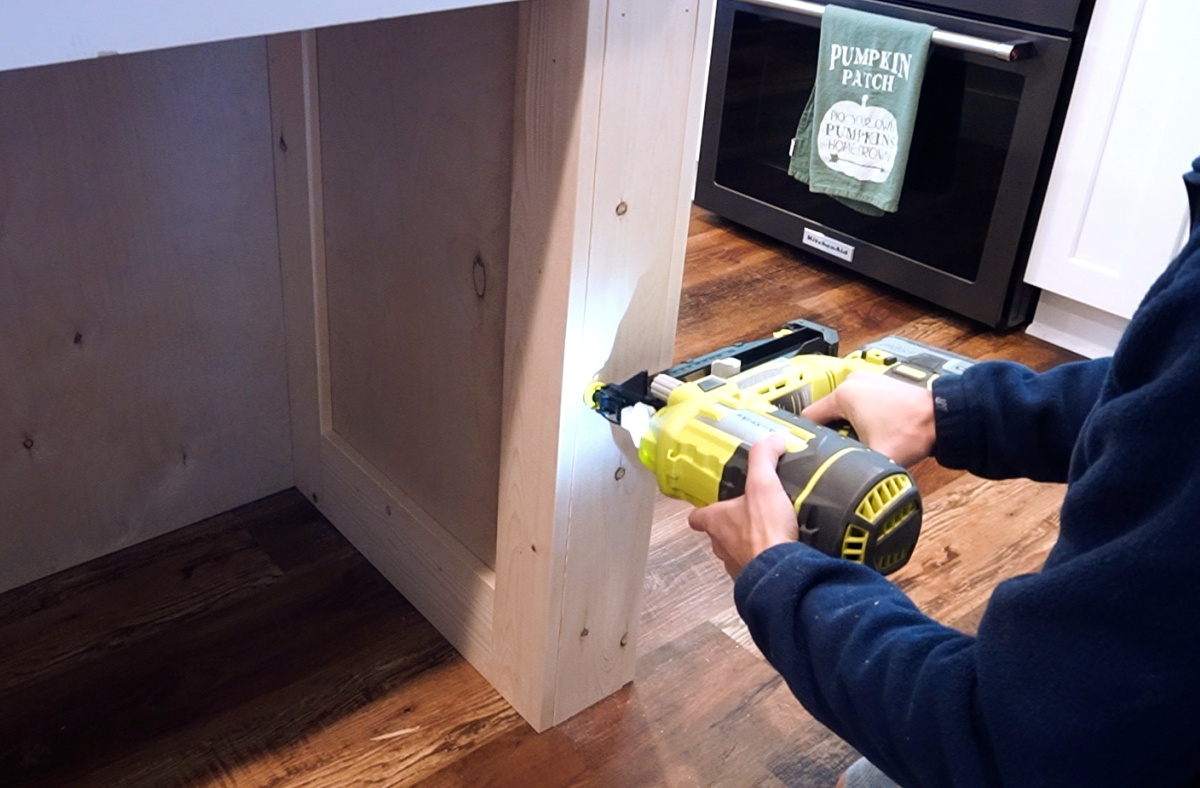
{"left": 739, "top": 0, "right": 1036, "bottom": 62}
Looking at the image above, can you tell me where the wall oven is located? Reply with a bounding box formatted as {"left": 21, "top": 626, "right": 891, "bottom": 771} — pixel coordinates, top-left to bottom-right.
{"left": 695, "top": 0, "right": 1093, "bottom": 327}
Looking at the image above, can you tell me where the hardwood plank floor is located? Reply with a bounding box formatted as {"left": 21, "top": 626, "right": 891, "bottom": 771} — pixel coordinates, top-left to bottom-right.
{"left": 0, "top": 208, "right": 1081, "bottom": 787}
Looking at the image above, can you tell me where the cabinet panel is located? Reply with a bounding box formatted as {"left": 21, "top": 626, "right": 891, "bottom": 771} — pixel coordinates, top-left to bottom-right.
{"left": 1025, "top": 0, "right": 1199, "bottom": 322}
{"left": 318, "top": 8, "right": 517, "bottom": 568}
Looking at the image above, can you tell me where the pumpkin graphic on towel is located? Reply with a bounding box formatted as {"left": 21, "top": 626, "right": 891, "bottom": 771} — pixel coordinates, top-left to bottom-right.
{"left": 817, "top": 95, "right": 899, "bottom": 184}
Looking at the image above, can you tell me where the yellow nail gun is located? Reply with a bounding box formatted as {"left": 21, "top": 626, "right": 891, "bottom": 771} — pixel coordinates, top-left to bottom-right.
{"left": 586, "top": 319, "right": 973, "bottom": 575}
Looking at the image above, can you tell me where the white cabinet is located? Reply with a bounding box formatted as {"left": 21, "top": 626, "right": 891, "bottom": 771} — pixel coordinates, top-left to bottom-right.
{"left": 1024, "top": 0, "right": 1200, "bottom": 358}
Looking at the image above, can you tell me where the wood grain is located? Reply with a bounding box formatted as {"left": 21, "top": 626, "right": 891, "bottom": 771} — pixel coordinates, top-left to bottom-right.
{"left": 492, "top": 0, "right": 713, "bottom": 729}
{"left": 0, "top": 36, "right": 293, "bottom": 594}
{"left": 317, "top": 7, "right": 518, "bottom": 568}
{"left": 0, "top": 492, "right": 518, "bottom": 787}
{"left": 267, "top": 30, "right": 327, "bottom": 510}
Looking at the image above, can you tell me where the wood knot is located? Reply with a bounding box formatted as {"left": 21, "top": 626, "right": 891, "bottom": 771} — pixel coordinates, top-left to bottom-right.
{"left": 472, "top": 255, "right": 487, "bottom": 299}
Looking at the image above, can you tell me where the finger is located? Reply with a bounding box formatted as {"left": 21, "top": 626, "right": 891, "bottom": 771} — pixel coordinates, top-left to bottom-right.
{"left": 705, "top": 535, "right": 740, "bottom": 578}
{"left": 708, "top": 534, "right": 730, "bottom": 564}
{"left": 745, "top": 433, "right": 789, "bottom": 495}
{"left": 688, "top": 501, "right": 729, "bottom": 533}
{"left": 800, "top": 388, "right": 845, "bottom": 425}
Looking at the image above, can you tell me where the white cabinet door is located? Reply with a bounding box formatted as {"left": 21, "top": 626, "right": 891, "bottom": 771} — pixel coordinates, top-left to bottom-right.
{"left": 1025, "top": 0, "right": 1200, "bottom": 328}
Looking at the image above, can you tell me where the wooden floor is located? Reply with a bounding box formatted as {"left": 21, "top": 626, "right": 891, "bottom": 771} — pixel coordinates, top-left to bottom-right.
{"left": 0, "top": 209, "right": 1081, "bottom": 787}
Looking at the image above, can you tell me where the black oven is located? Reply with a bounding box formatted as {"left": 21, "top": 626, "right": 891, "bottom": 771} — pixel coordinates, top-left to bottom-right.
{"left": 695, "top": 0, "right": 1093, "bottom": 327}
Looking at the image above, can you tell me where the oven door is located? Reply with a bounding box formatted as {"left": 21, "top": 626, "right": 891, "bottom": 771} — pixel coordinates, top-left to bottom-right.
{"left": 695, "top": 0, "right": 1072, "bottom": 327}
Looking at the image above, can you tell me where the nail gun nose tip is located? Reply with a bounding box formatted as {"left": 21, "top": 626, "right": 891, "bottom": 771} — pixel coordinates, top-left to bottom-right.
{"left": 584, "top": 380, "right": 606, "bottom": 409}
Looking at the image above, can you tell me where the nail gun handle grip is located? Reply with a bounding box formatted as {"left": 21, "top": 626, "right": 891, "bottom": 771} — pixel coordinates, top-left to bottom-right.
{"left": 719, "top": 415, "right": 922, "bottom": 575}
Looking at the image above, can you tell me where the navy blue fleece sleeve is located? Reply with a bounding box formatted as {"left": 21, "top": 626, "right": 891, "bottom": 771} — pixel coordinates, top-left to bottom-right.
{"left": 736, "top": 546, "right": 991, "bottom": 785}
{"left": 735, "top": 183, "right": 1200, "bottom": 786}
{"left": 931, "top": 357, "right": 1109, "bottom": 483}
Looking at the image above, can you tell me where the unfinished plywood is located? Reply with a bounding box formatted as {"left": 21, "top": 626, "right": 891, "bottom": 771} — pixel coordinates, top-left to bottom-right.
{"left": 272, "top": 0, "right": 713, "bottom": 731}
{"left": 0, "top": 39, "right": 293, "bottom": 593}
{"left": 317, "top": 7, "right": 516, "bottom": 568}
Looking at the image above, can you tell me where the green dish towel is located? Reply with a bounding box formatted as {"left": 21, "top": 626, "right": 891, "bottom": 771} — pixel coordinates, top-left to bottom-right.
{"left": 788, "top": 6, "right": 934, "bottom": 216}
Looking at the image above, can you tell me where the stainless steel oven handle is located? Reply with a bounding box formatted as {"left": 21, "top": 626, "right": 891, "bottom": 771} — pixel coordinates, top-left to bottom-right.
{"left": 740, "top": 0, "right": 1036, "bottom": 62}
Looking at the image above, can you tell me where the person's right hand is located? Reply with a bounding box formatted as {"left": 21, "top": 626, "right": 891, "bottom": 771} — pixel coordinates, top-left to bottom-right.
{"left": 801, "top": 372, "right": 937, "bottom": 467}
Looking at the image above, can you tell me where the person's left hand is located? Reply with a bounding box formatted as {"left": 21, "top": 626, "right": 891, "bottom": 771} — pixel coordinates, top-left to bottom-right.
{"left": 688, "top": 433, "right": 799, "bottom": 578}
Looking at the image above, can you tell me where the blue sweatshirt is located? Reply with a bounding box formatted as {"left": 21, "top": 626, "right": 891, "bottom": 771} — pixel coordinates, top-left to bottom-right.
{"left": 735, "top": 157, "right": 1200, "bottom": 787}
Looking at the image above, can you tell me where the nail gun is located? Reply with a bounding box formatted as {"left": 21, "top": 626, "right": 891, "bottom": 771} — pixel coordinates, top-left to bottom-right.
{"left": 586, "top": 319, "right": 973, "bottom": 575}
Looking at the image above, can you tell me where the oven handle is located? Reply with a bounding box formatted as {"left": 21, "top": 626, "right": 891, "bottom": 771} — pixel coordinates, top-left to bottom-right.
{"left": 739, "top": 0, "right": 1036, "bottom": 62}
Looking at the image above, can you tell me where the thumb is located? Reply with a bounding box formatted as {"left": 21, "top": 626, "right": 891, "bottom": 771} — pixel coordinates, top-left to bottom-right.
{"left": 688, "top": 496, "right": 736, "bottom": 533}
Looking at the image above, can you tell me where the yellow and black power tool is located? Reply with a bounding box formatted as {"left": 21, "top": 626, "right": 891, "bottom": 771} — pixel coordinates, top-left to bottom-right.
{"left": 586, "top": 319, "right": 973, "bottom": 575}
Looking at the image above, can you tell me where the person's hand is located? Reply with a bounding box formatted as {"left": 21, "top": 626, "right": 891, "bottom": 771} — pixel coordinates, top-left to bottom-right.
{"left": 801, "top": 372, "right": 936, "bottom": 467}
{"left": 688, "top": 433, "right": 799, "bottom": 578}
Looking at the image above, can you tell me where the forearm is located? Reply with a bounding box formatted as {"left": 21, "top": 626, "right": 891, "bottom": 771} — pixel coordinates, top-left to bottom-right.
{"left": 932, "top": 358, "right": 1109, "bottom": 482}
{"left": 734, "top": 536, "right": 1200, "bottom": 788}
{"left": 735, "top": 544, "right": 992, "bottom": 787}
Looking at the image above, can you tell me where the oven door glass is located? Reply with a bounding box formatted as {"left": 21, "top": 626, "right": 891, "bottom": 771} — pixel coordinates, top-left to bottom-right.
{"left": 697, "top": 1, "right": 1072, "bottom": 325}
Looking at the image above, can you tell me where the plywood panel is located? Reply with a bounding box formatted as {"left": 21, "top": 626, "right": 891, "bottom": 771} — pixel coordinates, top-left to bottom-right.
{"left": 0, "top": 39, "right": 292, "bottom": 592}
{"left": 317, "top": 7, "right": 516, "bottom": 568}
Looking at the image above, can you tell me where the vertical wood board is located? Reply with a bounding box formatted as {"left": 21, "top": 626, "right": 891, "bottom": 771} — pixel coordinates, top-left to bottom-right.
{"left": 267, "top": 32, "right": 327, "bottom": 500}
{"left": 0, "top": 39, "right": 293, "bottom": 593}
{"left": 492, "top": 0, "right": 610, "bottom": 730}
{"left": 494, "top": 0, "right": 713, "bottom": 727}
{"left": 272, "top": 0, "right": 713, "bottom": 732}
{"left": 551, "top": 0, "right": 712, "bottom": 723}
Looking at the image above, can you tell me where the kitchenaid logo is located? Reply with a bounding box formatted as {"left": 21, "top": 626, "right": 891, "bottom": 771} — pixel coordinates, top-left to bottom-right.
{"left": 802, "top": 228, "right": 855, "bottom": 262}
